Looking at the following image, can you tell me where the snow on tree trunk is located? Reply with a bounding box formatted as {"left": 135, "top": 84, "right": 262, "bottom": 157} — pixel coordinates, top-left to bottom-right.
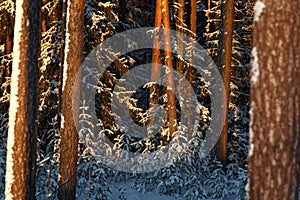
{"left": 57, "top": 0, "right": 84, "bottom": 199}
{"left": 248, "top": 0, "right": 300, "bottom": 199}
{"left": 5, "top": 0, "right": 41, "bottom": 199}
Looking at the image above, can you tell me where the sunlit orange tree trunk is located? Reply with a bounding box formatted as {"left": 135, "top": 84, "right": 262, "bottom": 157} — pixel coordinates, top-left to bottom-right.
{"left": 150, "top": 0, "right": 162, "bottom": 108}
{"left": 162, "top": 0, "right": 177, "bottom": 139}
{"left": 187, "top": 0, "right": 197, "bottom": 131}
{"left": 150, "top": 0, "right": 177, "bottom": 140}
{"left": 217, "top": 0, "right": 234, "bottom": 166}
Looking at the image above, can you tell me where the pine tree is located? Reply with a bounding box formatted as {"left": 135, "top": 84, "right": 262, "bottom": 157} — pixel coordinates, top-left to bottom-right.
{"left": 248, "top": 0, "right": 300, "bottom": 198}
{"left": 57, "top": 0, "right": 84, "bottom": 199}
{"left": 4, "top": 0, "right": 41, "bottom": 198}
{"left": 217, "top": 0, "right": 235, "bottom": 166}
{"left": 150, "top": 0, "right": 162, "bottom": 108}
{"left": 162, "top": 0, "right": 177, "bottom": 139}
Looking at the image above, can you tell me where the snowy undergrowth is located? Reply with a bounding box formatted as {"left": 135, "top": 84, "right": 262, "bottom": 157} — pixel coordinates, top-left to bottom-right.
{"left": 0, "top": 113, "right": 8, "bottom": 200}
{"left": 74, "top": 98, "right": 247, "bottom": 199}
{"left": 74, "top": 152, "right": 247, "bottom": 200}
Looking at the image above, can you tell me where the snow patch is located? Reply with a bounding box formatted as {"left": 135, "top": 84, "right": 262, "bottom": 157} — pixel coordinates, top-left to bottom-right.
{"left": 61, "top": 114, "right": 65, "bottom": 129}
{"left": 248, "top": 128, "right": 254, "bottom": 157}
{"left": 245, "top": 180, "right": 250, "bottom": 199}
{"left": 61, "top": 0, "right": 72, "bottom": 92}
{"left": 251, "top": 47, "right": 259, "bottom": 86}
{"left": 254, "top": 0, "right": 265, "bottom": 22}
{"left": 247, "top": 101, "right": 256, "bottom": 197}
{"left": 248, "top": 101, "right": 255, "bottom": 157}
{"left": 5, "top": 0, "right": 25, "bottom": 198}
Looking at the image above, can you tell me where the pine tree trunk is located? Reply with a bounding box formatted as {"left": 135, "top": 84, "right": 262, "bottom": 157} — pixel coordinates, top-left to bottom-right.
{"left": 248, "top": 0, "right": 300, "bottom": 198}
{"left": 217, "top": 0, "right": 234, "bottom": 166}
{"left": 150, "top": 0, "right": 162, "bottom": 108}
{"left": 207, "top": 0, "right": 210, "bottom": 10}
{"left": 5, "top": 0, "right": 41, "bottom": 199}
{"left": 174, "top": 0, "right": 184, "bottom": 96}
{"left": 162, "top": 0, "right": 177, "bottom": 139}
{"left": 57, "top": 0, "right": 84, "bottom": 199}
{"left": 41, "top": 17, "right": 47, "bottom": 32}
{"left": 187, "top": 0, "right": 196, "bottom": 132}
{"left": 5, "top": 17, "right": 13, "bottom": 55}
{"left": 189, "top": 0, "right": 196, "bottom": 35}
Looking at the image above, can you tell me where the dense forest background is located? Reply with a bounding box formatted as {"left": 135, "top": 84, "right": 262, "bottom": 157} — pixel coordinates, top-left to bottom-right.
{"left": 0, "top": 0, "right": 284, "bottom": 199}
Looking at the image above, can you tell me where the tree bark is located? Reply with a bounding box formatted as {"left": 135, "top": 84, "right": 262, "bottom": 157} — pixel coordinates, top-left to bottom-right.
{"left": 187, "top": 0, "right": 196, "bottom": 132}
{"left": 5, "top": 0, "right": 41, "bottom": 199}
{"left": 217, "top": 0, "right": 234, "bottom": 166}
{"left": 248, "top": 0, "right": 300, "bottom": 199}
{"left": 207, "top": 0, "right": 210, "bottom": 10}
{"left": 162, "top": 0, "right": 177, "bottom": 139}
{"left": 57, "top": 0, "right": 84, "bottom": 199}
{"left": 150, "top": 0, "right": 162, "bottom": 108}
{"left": 5, "top": 16, "right": 13, "bottom": 55}
{"left": 41, "top": 17, "right": 47, "bottom": 32}
{"left": 174, "top": 0, "right": 184, "bottom": 96}
{"left": 189, "top": 0, "right": 196, "bottom": 35}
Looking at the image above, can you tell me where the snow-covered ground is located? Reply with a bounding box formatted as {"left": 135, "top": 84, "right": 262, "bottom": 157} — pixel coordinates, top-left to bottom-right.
{"left": 78, "top": 182, "right": 300, "bottom": 200}
{"left": 77, "top": 181, "right": 242, "bottom": 200}
{"left": 77, "top": 181, "right": 182, "bottom": 200}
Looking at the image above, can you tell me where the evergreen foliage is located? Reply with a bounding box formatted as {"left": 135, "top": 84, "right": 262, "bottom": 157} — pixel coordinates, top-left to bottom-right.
{"left": 0, "top": 0, "right": 254, "bottom": 199}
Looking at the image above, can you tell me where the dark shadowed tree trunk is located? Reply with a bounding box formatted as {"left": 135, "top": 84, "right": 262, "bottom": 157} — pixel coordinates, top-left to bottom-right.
{"left": 217, "top": 0, "right": 234, "bottom": 166}
{"left": 118, "top": 0, "right": 127, "bottom": 22}
{"left": 4, "top": 0, "right": 41, "bottom": 199}
{"left": 57, "top": 0, "right": 84, "bottom": 199}
{"left": 248, "top": 0, "right": 300, "bottom": 199}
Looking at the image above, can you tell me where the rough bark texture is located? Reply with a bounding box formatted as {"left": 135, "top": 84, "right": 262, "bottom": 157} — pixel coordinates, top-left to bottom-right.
{"left": 248, "top": 0, "right": 300, "bottom": 199}
{"left": 217, "top": 0, "right": 234, "bottom": 166}
{"left": 57, "top": 0, "right": 67, "bottom": 129}
{"left": 57, "top": 0, "right": 84, "bottom": 199}
{"left": 4, "top": 0, "right": 41, "bottom": 199}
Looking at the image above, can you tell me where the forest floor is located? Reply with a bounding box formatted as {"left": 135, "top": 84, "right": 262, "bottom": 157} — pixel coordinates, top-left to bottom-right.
{"left": 77, "top": 180, "right": 240, "bottom": 200}
{"left": 77, "top": 180, "right": 300, "bottom": 199}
